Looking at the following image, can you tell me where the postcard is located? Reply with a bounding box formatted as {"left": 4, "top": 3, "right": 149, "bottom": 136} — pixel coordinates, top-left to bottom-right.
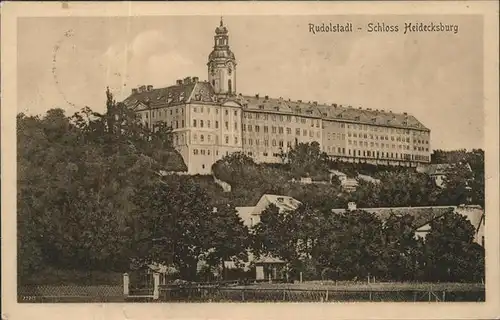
{"left": 1, "top": 1, "right": 499, "bottom": 320}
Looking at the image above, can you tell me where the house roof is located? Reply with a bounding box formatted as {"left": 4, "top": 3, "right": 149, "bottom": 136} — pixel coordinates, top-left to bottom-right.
{"left": 331, "top": 206, "right": 457, "bottom": 229}
{"left": 358, "top": 174, "right": 381, "bottom": 184}
{"left": 235, "top": 206, "right": 257, "bottom": 226}
{"left": 417, "top": 163, "right": 472, "bottom": 176}
{"left": 259, "top": 194, "right": 302, "bottom": 212}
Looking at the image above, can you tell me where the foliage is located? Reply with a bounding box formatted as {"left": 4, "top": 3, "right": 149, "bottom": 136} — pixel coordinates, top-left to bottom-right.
{"left": 17, "top": 89, "right": 248, "bottom": 283}
{"left": 423, "top": 211, "right": 484, "bottom": 282}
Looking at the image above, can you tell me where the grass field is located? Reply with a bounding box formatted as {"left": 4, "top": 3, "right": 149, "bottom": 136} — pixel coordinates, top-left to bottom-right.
{"left": 232, "top": 281, "right": 485, "bottom": 292}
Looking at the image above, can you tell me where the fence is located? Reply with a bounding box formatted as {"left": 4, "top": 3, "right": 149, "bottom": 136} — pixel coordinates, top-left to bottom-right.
{"left": 19, "top": 275, "right": 485, "bottom": 303}
{"left": 18, "top": 285, "right": 124, "bottom": 303}
{"left": 157, "top": 286, "right": 485, "bottom": 302}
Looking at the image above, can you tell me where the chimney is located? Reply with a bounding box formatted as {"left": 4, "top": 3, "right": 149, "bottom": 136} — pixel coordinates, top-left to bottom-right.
{"left": 347, "top": 202, "right": 357, "bottom": 211}
{"left": 255, "top": 94, "right": 259, "bottom": 98}
{"left": 298, "top": 99, "right": 302, "bottom": 103}
{"left": 348, "top": 105, "right": 352, "bottom": 108}
{"left": 176, "top": 79, "right": 183, "bottom": 85}
{"left": 183, "top": 77, "right": 192, "bottom": 84}
{"left": 403, "top": 112, "right": 408, "bottom": 115}
{"left": 313, "top": 101, "right": 317, "bottom": 105}
{"left": 138, "top": 85, "right": 146, "bottom": 93}
{"left": 192, "top": 76, "right": 199, "bottom": 82}
{"left": 132, "top": 88, "right": 138, "bottom": 95}
{"left": 146, "top": 85, "right": 153, "bottom": 92}
{"left": 265, "top": 95, "right": 269, "bottom": 100}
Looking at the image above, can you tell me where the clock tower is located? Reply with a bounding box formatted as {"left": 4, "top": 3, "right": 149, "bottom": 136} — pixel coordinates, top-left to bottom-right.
{"left": 208, "top": 18, "right": 236, "bottom": 96}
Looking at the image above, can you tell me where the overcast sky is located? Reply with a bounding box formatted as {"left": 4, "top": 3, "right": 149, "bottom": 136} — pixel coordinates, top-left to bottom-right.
{"left": 17, "top": 15, "right": 483, "bottom": 150}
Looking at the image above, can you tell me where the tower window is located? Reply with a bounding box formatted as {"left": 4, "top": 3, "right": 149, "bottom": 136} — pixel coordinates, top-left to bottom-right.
{"left": 228, "top": 79, "right": 232, "bottom": 93}
{"left": 212, "top": 79, "right": 215, "bottom": 87}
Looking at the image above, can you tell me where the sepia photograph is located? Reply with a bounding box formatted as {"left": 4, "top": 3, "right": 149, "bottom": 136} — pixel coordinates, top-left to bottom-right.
{"left": 2, "top": 2, "right": 499, "bottom": 320}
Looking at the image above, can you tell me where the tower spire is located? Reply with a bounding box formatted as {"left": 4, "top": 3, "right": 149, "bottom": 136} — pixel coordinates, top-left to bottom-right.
{"left": 220, "top": 16, "right": 223, "bottom": 27}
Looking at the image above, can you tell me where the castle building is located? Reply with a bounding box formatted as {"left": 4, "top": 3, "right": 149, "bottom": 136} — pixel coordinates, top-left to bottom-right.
{"left": 123, "top": 19, "right": 431, "bottom": 175}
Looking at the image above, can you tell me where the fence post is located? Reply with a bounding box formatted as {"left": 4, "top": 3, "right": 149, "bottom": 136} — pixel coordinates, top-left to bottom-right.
{"left": 123, "top": 273, "right": 129, "bottom": 297}
{"left": 300, "top": 272, "right": 303, "bottom": 283}
{"left": 442, "top": 291, "right": 446, "bottom": 302}
{"left": 241, "top": 289, "right": 245, "bottom": 302}
{"left": 325, "top": 289, "right": 329, "bottom": 302}
{"left": 153, "top": 272, "right": 160, "bottom": 300}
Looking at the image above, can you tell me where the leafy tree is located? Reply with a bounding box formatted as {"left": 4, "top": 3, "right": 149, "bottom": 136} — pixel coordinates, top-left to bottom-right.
{"left": 315, "top": 210, "right": 387, "bottom": 280}
{"left": 280, "top": 142, "right": 330, "bottom": 179}
{"left": 382, "top": 214, "right": 422, "bottom": 281}
{"left": 423, "top": 210, "right": 481, "bottom": 282}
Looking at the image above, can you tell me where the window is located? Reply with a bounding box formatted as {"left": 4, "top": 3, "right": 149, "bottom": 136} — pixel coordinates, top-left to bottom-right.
{"left": 208, "top": 150, "right": 211, "bottom": 155}
{"left": 279, "top": 127, "right": 284, "bottom": 134}
{"left": 228, "top": 79, "right": 232, "bottom": 93}
{"left": 234, "top": 137, "right": 238, "bottom": 144}
{"left": 248, "top": 125, "right": 252, "bottom": 132}
{"left": 215, "top": 121, "right": 219, "bottom": 129}
{"left": 208, "top": 135, "right": 211, "bottom": 142}
{"left": 207, "top": 120, "right": 211, "bottom": 128}
{"left": 193, "top": 149, "right": 198, "bottom": 155}
{"left": 225, "top": 122, "right": 229, "bottom": 130}
{"left": 272, "top": 127, "right": 277, "bottom": 134}
{"left": 234, "top": 122, "right": 238, "bottom": 130}
{"left": 255, "top": 125, "right": 260, "bottom": 132}
{"left": 234, "top": 110, "right": 237, "bottom": 116}
{"left": 201, "top": 135, "right": 204, "bottom": 142}
{"left": 286, "top": 128, "right": 291, "bottom": 134}
{"left": 303, "top": 130, "right": 307, "bottom": 136}
{"left": 194, "top": 107, "right": 197, "bottom": 113}
{"left": 193, "top": 119, "right": 197, "bottom": 127}
{"left": 296, "top": 128, "right": 300, "bottom": 135}
{"left": 182, "top": 120, "right": 185, "bottom": 127}
{"left": 272, "top": 140, "right": 277, "bottom": 146}
{"left": 249, "top": 139, "right": 253, "bottom": 145}
{"left": 200, "top": 120, "right": 204, "bottom": 128}
{"left": 264, "top": 140, "right": 269, "bottom": 146}
{"left": 279, "top": 140, "right": 284, "bottom": 147}
{"left": 256, "top": 139, "right": 260, "bottom": 145}
{"left": 201, "top": 149, "right": 205, "bottom": 155}
{"left": 225, "top": 136, "right": 229, "bottom": 144}
{"left": 176, "top": 121, "right": 179, "bottom": 129}
{"left": 225, "top": 110, "right": 229, "bottom": 116}
{"left": 264, "top": 126, "right": 269, "bottom": 133}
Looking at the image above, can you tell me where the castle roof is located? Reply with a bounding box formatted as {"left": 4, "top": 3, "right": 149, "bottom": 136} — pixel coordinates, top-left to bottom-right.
{"left": 122, "top": 79, "right": 217, "bottom": 110}
{"left": 123, "top": 81, "right": 429, "bottom": 131}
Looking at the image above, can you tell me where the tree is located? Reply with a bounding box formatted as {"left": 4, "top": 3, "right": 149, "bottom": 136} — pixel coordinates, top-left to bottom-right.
{"left": 314, "top": 210, "right": 387, "bottom": 280}
{"left": 280, "top": 142, "right": 330, "bottom": 180}
{"left": 129, "top": 175, "right": 250, "bottom": 280}
{"left": 423, "top": 210, "right": 482, "bottom": 282}
{"left": 382, "top": 214, "right": 422, "bottom": 281}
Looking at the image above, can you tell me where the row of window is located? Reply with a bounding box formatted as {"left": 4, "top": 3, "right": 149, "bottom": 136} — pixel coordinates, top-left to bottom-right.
{"left": 242, "top": 138, "right": 295, "bottom": 148}
{"left": 327, "top": 147, "right": 429, "bottom": 161}
{"left": 193, "top": 134, "right": 239, "bottom": 145}
{"left": 346, "top": 140, "right": 428, "bottom": 151}
{"left": 192, "top": 119, "right": 238, "bottom": 130}
{"left": 143, "top": 108, "right": 185, "bottom": 119}
{"left": 193, "top": 106, "right": 238, "bottom": 117}
{"left": 242, "top": 125, "right": 320, "bottom": 138}
{"left": 244, "top": 113, "right": 320, "bottom": 127}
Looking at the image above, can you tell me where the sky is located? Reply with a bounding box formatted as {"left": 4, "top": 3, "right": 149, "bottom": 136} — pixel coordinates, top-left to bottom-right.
{"left": 17, "top": 15, "right": 484, "bottom": 150}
